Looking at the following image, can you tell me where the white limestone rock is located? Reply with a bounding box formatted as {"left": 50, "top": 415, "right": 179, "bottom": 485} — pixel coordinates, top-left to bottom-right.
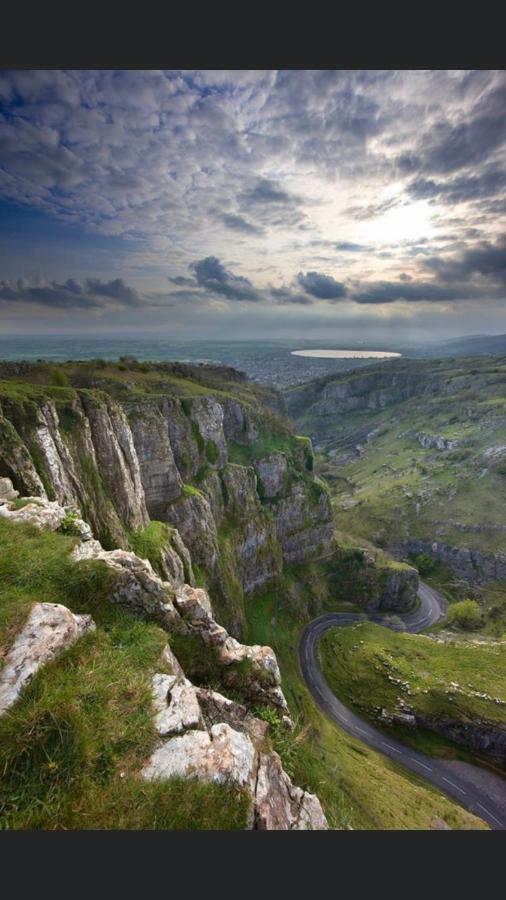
{"left": 0, "top": 497, "right": 67, "bottom": 530}
{"left": 142, "top": 722, "right": 257, "bottom": 788}
{"left": 71, "top": 540, "right": 182, "bottom": 629}
{"left": 151, "top": 673, "right": 205, "bottom": 737}
{"left": 254, "top": 751, "right": 328, "bottom": 831}
{"left": 0, "top": 477, "right": 18, "bottom": 502}
{"left": 0, "top": 602, "right": 95, "bottom": 715}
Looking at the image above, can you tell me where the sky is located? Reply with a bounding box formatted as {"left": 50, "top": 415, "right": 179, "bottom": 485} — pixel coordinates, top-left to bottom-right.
{"left": 0, "top": 69, "right": 505, "bottom": 342}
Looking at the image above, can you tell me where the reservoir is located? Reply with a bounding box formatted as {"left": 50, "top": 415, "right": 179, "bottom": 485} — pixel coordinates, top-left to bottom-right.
{"left": 290, "top": 349, "right": 402, "bottom": 359}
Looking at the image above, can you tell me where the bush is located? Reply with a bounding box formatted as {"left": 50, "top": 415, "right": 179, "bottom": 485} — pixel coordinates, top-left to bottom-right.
{"left": 447, "top": 599, "right": 482, "bottom": 630}
{"left": 51, "top": 368, "right": 69, "bottom": 387}
{"left": 205, "top": 440, "right": 219, "bottom": 465}
{"left": 413, "top": 553, "right": 436, "bottom": 577}
{"left": 57, "top": 510, "right": 81, "bottom": 536}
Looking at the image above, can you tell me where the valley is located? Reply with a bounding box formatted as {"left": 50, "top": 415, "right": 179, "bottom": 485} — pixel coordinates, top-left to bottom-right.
{"left": 0, "top": 354, "right": 504, "bottom": 830}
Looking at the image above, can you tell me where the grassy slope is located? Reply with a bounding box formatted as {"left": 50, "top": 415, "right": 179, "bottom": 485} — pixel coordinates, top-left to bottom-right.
{"left": 288, "top": 356, "right": 506, "bottom": 554}
{"left": 0, "top": 358, "right": 284, "bottom": 422}
{"left": 243, "top": 587, "right": 486, "bottom": 830}
{"left": 0, "top": 520, "right": 249, "bottom": 830}
{"left": 320, "top": 623, "right": 506, "bottom": 742}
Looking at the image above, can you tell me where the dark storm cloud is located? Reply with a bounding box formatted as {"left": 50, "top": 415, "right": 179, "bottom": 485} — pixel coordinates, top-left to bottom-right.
{"left": 352, "top": 281, "right": 476, "bottom": 304}
{"left": 353, "top": 239, "right": 506, "bottom": 304}
{"left": 237, "top": 178, "right": 309, "bottom": 230}
{"left": 0, "top": 277, "right": 154, "bottom": 310}
{"left": 423, "top": 240, "right": 506, "bottom": 285}
{"left": 296, "top": 271, "right": 348, "bottom": 300}
{"left": 190, "top": 256, "right": 261, "bottom": 302}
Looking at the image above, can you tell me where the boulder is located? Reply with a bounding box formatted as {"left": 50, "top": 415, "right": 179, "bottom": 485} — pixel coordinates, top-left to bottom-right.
{"left": 151, "top": 673, "right": 205, "bottom": 737}
{"left": 0, "top": 476, "right": 18, "bottom": 502}
{"left": 0, "top": 603, "right": 95, "bottom": 715}
{"left": 141, "top": 722, "right": 257, "bottom": 789}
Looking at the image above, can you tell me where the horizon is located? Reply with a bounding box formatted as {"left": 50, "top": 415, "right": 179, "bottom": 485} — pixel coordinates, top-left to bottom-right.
{"left": 0, "top": 69, "right": 505, "bottom": 341}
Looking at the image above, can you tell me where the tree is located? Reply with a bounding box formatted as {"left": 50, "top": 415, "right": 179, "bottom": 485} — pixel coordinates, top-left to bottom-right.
{"left": 447, "top": 599, "right": 482, "bottom": 630}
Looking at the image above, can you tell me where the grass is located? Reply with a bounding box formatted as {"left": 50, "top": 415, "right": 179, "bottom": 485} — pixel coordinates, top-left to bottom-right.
{"left": 319, "top": 622, "right": 506, "bottom": 753}
{"left": 0, "top": 519, "right": 249, "bottom": 829}
{"left": 243, "top": 587, "right": 486, "bottom": 830}
{"left": 128, "top": 520, "right": 175, "bottom": 578}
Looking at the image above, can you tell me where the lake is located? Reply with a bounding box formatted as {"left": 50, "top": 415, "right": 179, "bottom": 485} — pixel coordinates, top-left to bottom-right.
{"left": 290, "top": 349, "right": 402, "bottom": 359}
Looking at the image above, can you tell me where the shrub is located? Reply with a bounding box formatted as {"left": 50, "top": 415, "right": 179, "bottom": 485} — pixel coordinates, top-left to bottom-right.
{"left": 205, "top": 440, "right": 219, "bottom": 465}
{"left": 51, "top": 368, "right": 69, "bottom": 387}
{"left": 447, "top": 599, "right": 482, "bottom": 630}
{"left": 413, "top": 553, "right": 436, "bottom": 577}
{"left": 57, "top": 510, "right": 81, "bottom": 536}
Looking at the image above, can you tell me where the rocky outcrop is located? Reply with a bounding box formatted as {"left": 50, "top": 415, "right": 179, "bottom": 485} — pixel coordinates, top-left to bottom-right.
{"left": 142, "top": 676, "right": 327, "bottom": 830}
{"left": 415, "top": 714, "right": 506, "bottom": 769}
{"left": 173, "top": 584, "right": 289, "bottom": 714}
{"left": 151, "top": 673, "right": 205, "bottom": 737}
{"left": 0, "top": 603, "right": 95, "bottom": 715}
{"left": 391, "top": 538, "right": 506, "bottom": 584}
{"left": 71, "top": 539, "right": 183, "bottom": 630}
{"left": 414, "top": 432, "right": 462, "bottom": 452}
{"left": 0, "top": 490, "right": 92, "bottom": 541}
{"left": 375, "top": 566, "right": 419, "bottom": 613}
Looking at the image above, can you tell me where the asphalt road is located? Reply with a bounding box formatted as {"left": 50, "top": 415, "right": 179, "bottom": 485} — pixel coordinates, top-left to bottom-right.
{"left": 298, "top": 582, "right": 506, "bottom": 830}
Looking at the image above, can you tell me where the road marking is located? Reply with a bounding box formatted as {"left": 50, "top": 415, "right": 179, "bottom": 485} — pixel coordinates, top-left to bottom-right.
{"left": 477, "top": 803, "right": 504, "bottom": 828}
{"left": 355, "top": 727, "right": 368, "bottom": 736}
{"left": 381, "top": 741, "right": 401, "bottom": 753}
{"left": 441, "top": 776, "right": 466, "bottom": 796}
{"left": 409, "top": 757, "right": 433, "bottom": 772}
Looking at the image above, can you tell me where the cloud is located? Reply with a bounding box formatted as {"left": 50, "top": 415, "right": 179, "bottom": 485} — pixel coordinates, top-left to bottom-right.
{"left": 296, "top": 271, "right": 348, "bottom": 300}
{"left": 353, "top": 239, "right": 506, "bottom": 304}
{"left": 190, "top": 256, "right": 261, "bottom": 301}
{"left": 220, "top": 213, "right": 264, "bottom": 235}
{"left": 1, "top": 69, "right": 505, "bottom": 334}
{"left": 352, "top": 281, "right": 475, "bottom": 304}
{"left": 424, "top": 239, "right": 506, "bottom": 285}
{"left": 0, "top": 276, "right": 158, "bottom": 311}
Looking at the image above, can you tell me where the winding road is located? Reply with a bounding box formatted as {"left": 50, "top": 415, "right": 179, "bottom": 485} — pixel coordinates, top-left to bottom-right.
{"left": 299, "top": 582, "right": 506, "bottom": 830}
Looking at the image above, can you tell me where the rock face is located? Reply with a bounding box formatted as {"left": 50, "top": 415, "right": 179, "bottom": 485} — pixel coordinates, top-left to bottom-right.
{"left": 126, "top": 399, "right": 183, "bottom": 519}
{"left": 415, "top": 714, "right": 506, "bottom": 769}
{"left": 375, "top": 566, "right": 419, "bottom": 613}
{"left": 391, "top": 538, "right": 506, "bottom": 584}
{"left": 0, "top": 603, "right": 95, "bottom": 715}
{"left": 270, "top": 479, "right": 335, "bottom": 566}
{"left": 254, "top": 750, "right": 328, "bottom": 830}
{"left": 254, "top": 453, "right": 288, "bottom": 498}
{"left": 0, "top": 374, "right": 337, "bottom": 635}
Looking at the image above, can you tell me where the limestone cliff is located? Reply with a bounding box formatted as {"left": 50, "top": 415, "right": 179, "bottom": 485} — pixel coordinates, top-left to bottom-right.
{"left": 0, "top": 362, "right": 335, "bottom": 635}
